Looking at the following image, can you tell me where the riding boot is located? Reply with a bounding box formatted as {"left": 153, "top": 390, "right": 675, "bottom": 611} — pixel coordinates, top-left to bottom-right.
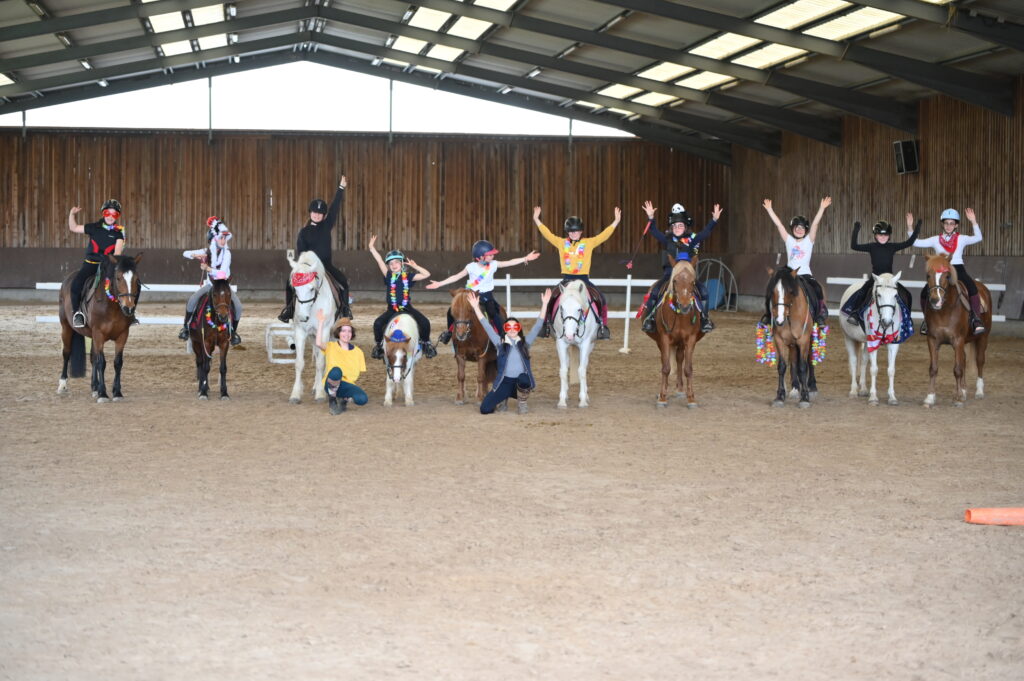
{"left": 178, "top": 310, "right": 191, "bottom": 340}
{"left": 597, "top": 324, "right": 611, "bottom": 340}
{"left": 517, "top": 388, "right": 530, "bottom": 415}
{"left": 328, "top": 394, "right": 343, "bottom": 415}
{"left": 230, "top": 322, "right": 242, "bottom": 347}
{"left": 277, "top": 302, "right": 294, "bottom": 324}
{"left": 969, "top": 295, "right": 987, "bottom": 335}
{"left": 421, "top": 340, "right": 438, "bottom": 359}
{"left": 371, "top": 342, "right": 384, "bottom": 360}
{"left": 538, "top": 321, "right": 552, "bottom": 338}
{"left": 437, "top": 328, "right": 453, "bottom": 345}
{"left": 700, "top": 310, "right": 714, "bottom": 333}
{"left": 72, "top": 310, "right": 86, "bottom": 328}
{"left": 919, "top": 320, "right": 928, "bottom": 336}
{"left": 641, "top": 307, "right": 657, "bottom": 333}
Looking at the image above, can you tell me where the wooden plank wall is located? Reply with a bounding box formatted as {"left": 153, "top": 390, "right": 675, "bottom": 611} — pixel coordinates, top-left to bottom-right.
{"left": 728, "top": 78, "right": 1024, "bottom": 257}
{"left": 0, "top": 131, "right": 728, "bottom": 256}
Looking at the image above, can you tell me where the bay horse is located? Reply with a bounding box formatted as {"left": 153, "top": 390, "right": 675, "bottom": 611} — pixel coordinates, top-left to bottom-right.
{"left": 839, "top": 272, "right": 907, "bottom": 406}
{"left": 57, "top": 253, "right": 143, "bottom": 402}
{"left": 552, "top": 280, "right": 598, "bottom": 408}
{"left": 382, "top": 313, "right": 420, "bottom": 407}
{"left": 188, "top": 277, "right": 233, "bottom": 400}
{"left": 921, "top": 253, "right": 991, "bottom": 407}
{"left": 645, "top": 256, "right": 705, "bottom": 407}
{"left": 448, "top": 288, "right": 498, "bottom": 405}
{"left": 767, "top": 266, "right": 817, "bottom": 408}
{"left": 286, "top": 251, "right": 337, "bottom": 404}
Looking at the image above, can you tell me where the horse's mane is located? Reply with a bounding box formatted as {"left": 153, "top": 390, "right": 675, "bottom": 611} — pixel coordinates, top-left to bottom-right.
{"left": 926, "top": 254, "right": 957, "bottom": 284}
{"left": 561, "top": 280, "right": 588, "bottom": 307}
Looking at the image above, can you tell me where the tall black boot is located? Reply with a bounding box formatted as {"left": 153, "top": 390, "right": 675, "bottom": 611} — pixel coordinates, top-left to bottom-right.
{"left": 178, "top": 310, "right": 192, "bottom": 340}
{"left": 277, "top": 301, "right": 294, "bottom": 323}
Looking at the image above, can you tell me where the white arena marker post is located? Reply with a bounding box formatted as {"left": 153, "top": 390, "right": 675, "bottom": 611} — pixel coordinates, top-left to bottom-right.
{"left": 619, "top": 273, "right": 632, "bottom": 354}
{"left": 505, "top": 273, "right": 512, "bottom": 316}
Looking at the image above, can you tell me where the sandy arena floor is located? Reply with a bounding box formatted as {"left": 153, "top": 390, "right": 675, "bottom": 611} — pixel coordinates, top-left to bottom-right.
{"left": 1, "top": 302, "right": 1022, "bottom": 680}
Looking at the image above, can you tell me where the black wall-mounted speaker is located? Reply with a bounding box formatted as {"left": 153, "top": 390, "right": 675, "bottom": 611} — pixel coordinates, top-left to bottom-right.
{"left": 893, "top": 139, "right": 919, "bottom": 175}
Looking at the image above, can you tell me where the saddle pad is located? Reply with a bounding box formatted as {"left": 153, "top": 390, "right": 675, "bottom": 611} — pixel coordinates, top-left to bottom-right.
{"left": 189, "top": 294, "right": 210, "bottom": 330}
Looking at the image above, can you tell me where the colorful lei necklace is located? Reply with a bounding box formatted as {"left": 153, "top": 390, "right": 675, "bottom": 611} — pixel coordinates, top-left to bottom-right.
{"left": 754, "top": 322, "right": 830, "bottom": 366}
{"left": 467, "top": 262, "right": 492, "bottom": 290}
{"left": 389, "top": 270, "right": 409, "bottom": 311}
{"left": 204, "top": 306, "right": 228, "bottom": 331}
{"left": 103, "top": 278, "right": 117, "bottom": 302}
{"left": 563, "top": 239, "right": 586, "bottom": 274}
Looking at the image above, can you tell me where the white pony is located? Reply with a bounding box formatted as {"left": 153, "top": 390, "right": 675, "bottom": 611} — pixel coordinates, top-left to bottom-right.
{"left": 551, "top": 280, "right": 599, "bottom": 408}
{"left": 839, "top": 272, "right": 905, "bottom": 406}
{"left": 382, "top": 313, "right": 420, "bottom": 407}
{"left": 287, "top": 251, "right": 337, "bottom": 404}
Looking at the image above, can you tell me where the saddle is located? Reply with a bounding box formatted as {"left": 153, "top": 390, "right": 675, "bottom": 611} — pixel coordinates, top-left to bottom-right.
{"left": 955, "top": 281, "right": 987, "bottom": 313}
{"left": 77, "top": 275, "right": 102, "bottom": 327}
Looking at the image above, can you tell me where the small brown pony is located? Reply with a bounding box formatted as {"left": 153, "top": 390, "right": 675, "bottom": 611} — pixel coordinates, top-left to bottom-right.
{"left": 645, "top": 257, "right": 705, "bottom": 407}
{"left": 448, "top": 289, "right": 499, "bottom": 404}
{"left": 189, "top": 278, "right": 233, "bottom": 400}
{"left": 57, "top": 253, "right": 143, "bottom": 402}
{"left": 766, "top": 266, "right": 817, "bottom": 408}
{"left": 921, "top": 253, "right": 991, "bottom": 407}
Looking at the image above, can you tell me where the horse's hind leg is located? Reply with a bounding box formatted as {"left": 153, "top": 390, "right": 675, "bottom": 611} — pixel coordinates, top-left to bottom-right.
{"left": 58, "top": 323, "right": 73, "bottom": 394}
{"left": 219, "top": 344, "right": 230, "bottom": 400}
{"left": 973, "top": 336, "right": 988, "bottom": 399}
{"left": 197, "top": 351, "right": 211, "bottom": 399}
{"left": 683, "top": 336, "right": 698, "bottom": 408}
{"left": 796, "top": 346, "right": 811, "bottom": 408}
{"left": 806, "top": 356, "right": 818, "bottom": 398}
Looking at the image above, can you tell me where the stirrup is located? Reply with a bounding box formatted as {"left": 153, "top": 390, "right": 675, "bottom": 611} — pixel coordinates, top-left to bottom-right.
{"left": 230, "top": 331, "right": 242, "bottom": 346}
{"left": 597, "top": 324, "right": 611, "bottom": 340}
{"left": 641, "top": 316, "right": 656, "bottom": 333}
{"left": 277, "top": 306, "right": 292, "bottom": 323}
{"left": 178, "top": 326, "right": 189, "bottom": 341}
{"left": 919, "top": 320, "right": 928, "bottom": 336}
{"left": 970, "top": 315, "right": 986, "bottom": 335}
{"left": 422, "top": 341, "right": 438, "bottom": 359}
{"left": 72, "top": 311, "right": 86, "bottom": 328}
{"left": 701, "top": 316, "right": 714, "bottom": 333}
{"left": 437, "top": 329, "right": 452, "bottom": 345}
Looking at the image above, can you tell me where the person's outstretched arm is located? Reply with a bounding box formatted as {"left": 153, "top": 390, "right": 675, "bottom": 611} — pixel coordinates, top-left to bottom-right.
{"left": 762, "top": 199, "right": 788, "bottom": 242}
{"left": 807, "top": 196, "right": 832, "bottom": 243}
{"left": 368, "top": 235, "right": 387, "bottom": 275}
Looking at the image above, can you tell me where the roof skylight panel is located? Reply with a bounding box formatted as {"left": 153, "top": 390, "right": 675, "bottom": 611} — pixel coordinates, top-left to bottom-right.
{"left": 392, "top": 36, "right": 429, "bottom": 54}
{"left": 756, "top": 0, "right": 851, "bottom": 30}
{"left": 597, "top": 84, "right": 643, "bottom": 99}
{"left": 732, "top": 43, "right": 807, "bottom": 69}
{"left": 408, "top": 8, "right": 451, "bottom": 32}
{"left": 190, "top": 5, "right": 225, "bottom": 26}
{"left": 149, "top": 12, "right": 186, "bottom": 33}
{"left": 198, "top": 34, "right": 228, "bottom": 50}
{"left": 631, "top": 92, "right": 678, "bottom": 107}
{"left": 426, "top": 44, "right": 464, "bottom": 61}
{"left": 637, "top": 62, "right": 694, "bottom": 82}
{"left": 447, "top": 16, "right": 492, "bottom": 40}
{"left": 160, "top": 40, "right": 193, "bottom": 56}
{"left": 0, "top": 75, "right": 14, "bottom": 86}
{"left": 804, "top": 7, "right": 902, "bottom": 41}
{"left": 690, "top": 33, "right": 761, "bottom": 60}
{"left": 675, "top": 71, "right": 734, "bottom": 90}
{"left": 475, "top": 0, "right": 518, "bottom": 10}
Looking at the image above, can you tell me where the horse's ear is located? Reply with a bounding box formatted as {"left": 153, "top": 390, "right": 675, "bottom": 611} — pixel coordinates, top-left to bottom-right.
{"left": 133, "top": 252, "right": 144, "bottom": 265}
{"left": 892, "top": 270, "right": 902, "bottom": 282}
{"left": 450, "top": 289, "right": 458, "bottom": 298}
{"left": 872, "top": 273, "right": 880, "bottom": 285}
{"left": 941, "top": 252, "right": 952, "bottom": 262}
{"left": 764, "top": 265, "right": 774, "bottom": 277}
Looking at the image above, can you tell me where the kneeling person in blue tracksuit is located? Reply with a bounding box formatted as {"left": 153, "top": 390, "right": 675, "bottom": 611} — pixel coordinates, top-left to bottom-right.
{"left": 468, "top": 289, "right": 551, "bottom": 415}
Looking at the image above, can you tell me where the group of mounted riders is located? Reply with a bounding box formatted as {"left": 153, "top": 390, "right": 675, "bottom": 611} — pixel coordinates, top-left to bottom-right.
{"left": 64, "top": 173, "right": 988, "bottom": 412}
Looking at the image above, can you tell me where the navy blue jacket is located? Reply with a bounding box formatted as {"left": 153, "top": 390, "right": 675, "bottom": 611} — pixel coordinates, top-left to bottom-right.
{"left": 482, "top": 315, "right": 544, "bottom": 391}
{"left": 649, "top": 218, "right": 717, "bottom": 273}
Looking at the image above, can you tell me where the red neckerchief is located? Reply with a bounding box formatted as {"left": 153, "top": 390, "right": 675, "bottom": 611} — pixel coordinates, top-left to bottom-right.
{"left": 939, "top": 231, "right": 959, "bottom": 254}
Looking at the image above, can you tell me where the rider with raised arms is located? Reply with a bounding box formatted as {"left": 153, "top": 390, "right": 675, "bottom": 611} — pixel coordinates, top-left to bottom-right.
{"left": 177, "top": 216, "right": 243, "bottom": 346}
{"left": 367, "top": 235, "right": 436, "bottom": 360}
{"left": 67, "top": 199, "right": 126, "bottom": 328}
{"left": 533, "top": 205, "right": 621, "bottom": 340}
{"left": 761, "top": 196, "right": 832, "bottom": 325}
{"left": 840, "top": 216, "right": 920, "bottom": 331}
{"left": 279, "top": 175, "right": 350, "bottom": 322}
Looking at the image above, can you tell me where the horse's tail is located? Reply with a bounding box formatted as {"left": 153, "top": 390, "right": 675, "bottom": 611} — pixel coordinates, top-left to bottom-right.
{"left": 69, "top": 332, "right": 86, "bottom": 378}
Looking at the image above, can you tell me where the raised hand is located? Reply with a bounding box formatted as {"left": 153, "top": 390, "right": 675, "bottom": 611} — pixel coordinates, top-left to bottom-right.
{"left": 315, "top": 308, "right": 326, "bottom": 322}
{"left": 524, "top": 250, "right": 540, "bottom": 262}
{"left": 533, "top": 206, "right": 542, "bottom": 222}
{"left": 906, "top": 212, "right": 915, "bottom": 230}
{"left": 339, "top": 175, "right": 347, "bottom": 189}
{"left": 70, "top": 206, "right": 82, "bottom": 215}
{"left": 712, "top": 203, "right": 723, "bottom": 221}
{"left": 820, "top": 196, "right": 833, "bottom": 209}
{"left": 762, "top": 199, "right": 773, "bottom": 212}
{"left": 368, "top": 234, "right": 377, "bottom": 250}
{"left": 642, "top": 200, "right": 656, "bottom": 219}
{"left": 541, "top": 288, "right": 552, "bottom": 306}
{"left": 964, "top": 207, "right": 977, "bottom": 224}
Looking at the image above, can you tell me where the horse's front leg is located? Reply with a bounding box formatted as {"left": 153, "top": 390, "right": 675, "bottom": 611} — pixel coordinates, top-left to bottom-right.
{"left": 858, "top": 343, "right": 869, "bottom": 396}
{"left": 219, "top": 343, "right": 230, "bottom": 400}
{"left": 674, "top": 342, "right": 686, "bottom": 398}
{"left": 885, "top": 343, "right": 899, "bottom": 405}
{"left": 796, "top": 343, "right": 811, "bottom": 408}
{"left": 404, "top": 365, "right": 415, "bottom": 407}
{"left": 683, "top": 336, "right": 698, "bottom": 408}
{"left": 773, "top": 348, "right": 788, "bottom": 407}
{"left": 312, "top": 341, "right": 326, "bottom": 402}
{"left": 198, "top": 350, "right": 211, "bottom": 399}
{"left": 788, "top": 345, "right": 800, "bottom": 401}
{"left": 923, "top": 335, "right": 940, "bottom": 407}
{"left": 289, "top": 327, "right": 305, "bottom": 404}
{"left": 577, "top": 340, "right": 593, "bottom": 408}
{"left": 655, "top": 339, "right": 672, "bottom": 407}
{"left": 974, "top": 335, "right": 988, "bottom": 399}
{"left": 58, "top": 323, "right": 73, "bottom": 394}
{"left": 556, "top": 340, "right": 570, "bottom": 408}
{"left": 111, "top": 333, "right": 128, "bottom": 401}
{"left": 867, "top": 345, "right": 880, "bottom": 406}
{"left": 93, "top": 337, "right": 109, "bottom": 402}
{"left": 844, "top": 337, "right": 859, "bottom": 398}
{"left": 953, "top": 339, "right": 967, "bottom": 407}
{"left": 455, "top": 354, "right": 467, "bottom": 405}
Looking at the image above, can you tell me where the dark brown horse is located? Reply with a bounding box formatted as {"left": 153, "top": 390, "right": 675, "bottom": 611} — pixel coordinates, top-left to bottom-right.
{"left": 645, "top": 257, "right": 705, "bottom": 407}
{"left": 922, "top": 253, "right": 991, "bottom": 407}
{"left": 449, "top": 288, "right": 499, "bottom": 404}
{"left": 57, "top": 253, "right": 143, "bottom": 402}
{"left": 766, "top": 266, "right": 817, "bottom": 408}
{"left": 189, "top": 278, "right": 233, "bottom": 400}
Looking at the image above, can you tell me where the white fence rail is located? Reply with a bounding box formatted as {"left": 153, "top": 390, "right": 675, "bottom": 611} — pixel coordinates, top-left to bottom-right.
{"left": 825, "top": 275, "right": 1006, "bottom": 322}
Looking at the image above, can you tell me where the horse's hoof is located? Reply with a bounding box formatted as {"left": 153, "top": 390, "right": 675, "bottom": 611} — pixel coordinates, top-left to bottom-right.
{"left": 454, "top": 399, "right": 465, "bottom": 406}
{"left": 112, "top": 396, "right": 123, "bottom": 402}
{"left": 771, "top": 400, "right": 785, "bottom": 408}
{"left": 868, "top": 399, "right": 879, "bottom": 407}
{"left": 199, "top": 395, "right": 209, "bottom": 401}
{"left": 975, "top": 393, "right": 985, "bottom": 400}
{"left": 221, "top": 396, "right": 230, "bottom": 401}
{"left": 578, "top": 403, "right": 589, "bottom": 409}
{"left": 858, "top": 390, "right": 869, "bottom": 397}
{"left": 557, "top": 403, "right": 567, "bottom": 409}
{"left": 798, "top": 401, "right": 811, "bottom": 409}
{"left": 656, "top": 401, "right": 668, "bottom": 408}
{"left": 96, "top": 397, "right": 109, "bottom": 403}
{"left": 288, "top": 397, "right": 300, "bottom": 405}
{"left": 91, "top": 391, "right": 98, "bottom": 398}
{"left": 687, "top": 402, "right": 698, "bottom": 409}
{"left": 953, "top": 401, "right": 964, "bottom": 408}
{"left": 888, "top": 398, "right": 899, "bottom": 406}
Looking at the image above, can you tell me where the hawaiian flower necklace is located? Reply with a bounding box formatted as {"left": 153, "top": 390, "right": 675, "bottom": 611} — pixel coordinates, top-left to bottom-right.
{"left": 563, "top": 239, "right": 585, "bottom": 274}
{"left": 389, "top": 270, "right": 409, "bottom": 311}
{"left": 103, "top": 278, "right": 117, "bottom": 302}
{"left": 205, "top": 306, "right": 227, "bottom": 331}
{"left": 467, "top": 262, "right": 492, "bottom": 290}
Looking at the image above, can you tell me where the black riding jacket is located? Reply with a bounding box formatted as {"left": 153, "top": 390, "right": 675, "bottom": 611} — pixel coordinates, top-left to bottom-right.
{"left": 83, "top": 221, "right": 125, "bottom": 263}
{"left": 295, "top": 186, "right": 345, "bottom": 266}
{"left": 851, "top": 222, "right": 919, "bottom": 275}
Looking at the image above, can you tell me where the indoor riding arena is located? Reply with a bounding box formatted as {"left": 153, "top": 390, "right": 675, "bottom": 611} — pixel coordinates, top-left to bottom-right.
{"left": 2, "top": 1, "right": 1022, "bottom": 679}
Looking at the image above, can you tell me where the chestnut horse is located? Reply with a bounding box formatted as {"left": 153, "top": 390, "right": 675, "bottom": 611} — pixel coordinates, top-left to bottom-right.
{"left": 645, "top": 257, "right": 705, "bottom": 407}
{"left": 57, "top": 253, "right": 143, "bottom": 402}
{"left": 921, "top": 253, "right": 991, "bottom": 407}
{"left": 767, "top": 266, "right": 817, "bottom": 408}
{"left": 189, "top": 278, "right": 233, "bottom": 400}
{"left": 448, "top": 289, "right": 499, "bottom": 405}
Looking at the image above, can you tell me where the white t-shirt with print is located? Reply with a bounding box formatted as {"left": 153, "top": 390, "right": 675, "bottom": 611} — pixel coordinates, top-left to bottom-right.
{"left": 464, "top": 261, "right": 500, "bottom": 293}
{"left": 785, "top": 235, "right": 814, "bottom": 275}
{"left": 912, "top": 224, "right": 982, "bottom": 266}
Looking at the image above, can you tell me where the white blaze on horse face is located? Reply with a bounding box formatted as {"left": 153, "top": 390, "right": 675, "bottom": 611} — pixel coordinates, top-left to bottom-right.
{"left": 392, "top": 349, "right": 405, "bottom": 383}
{"left": 122, "top": 270, "right": 134, "bottom": 305}
{"left": 775, "top": 280, "right": 786, "bottom": 325}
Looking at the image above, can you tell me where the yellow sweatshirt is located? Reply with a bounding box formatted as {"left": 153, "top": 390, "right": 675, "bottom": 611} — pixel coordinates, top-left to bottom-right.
{"left": 536, "top": 222, "right": 617, "bottom": 276}
{"left": 321, "top": 342, "right": 366, "bottom": 385}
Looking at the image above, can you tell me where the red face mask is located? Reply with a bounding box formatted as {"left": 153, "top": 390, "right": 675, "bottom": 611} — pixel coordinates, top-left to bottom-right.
{"left": 102, "top": 209, "right": 120, "bottom": 220}
{"left": 503, "top": 321, "right": 521, "bottom": 334}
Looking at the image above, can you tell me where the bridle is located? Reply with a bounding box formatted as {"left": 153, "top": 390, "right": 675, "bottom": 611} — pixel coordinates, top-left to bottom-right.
{"left": 871, "top": 281, "right": 899, "bottom": 336}
{"left": 925, "top": 268, "right": 951, "bottom": 310}
{"left": 772, "top": 275, "right": 809, "bottom": 336}
{"left": 382, "top": 341, "right": 415, "bottom": 381}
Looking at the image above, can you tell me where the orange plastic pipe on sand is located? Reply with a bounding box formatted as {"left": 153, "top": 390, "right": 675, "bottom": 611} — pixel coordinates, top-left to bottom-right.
{"left": 964, "top": 508, "right": 1024, "bottom": 526}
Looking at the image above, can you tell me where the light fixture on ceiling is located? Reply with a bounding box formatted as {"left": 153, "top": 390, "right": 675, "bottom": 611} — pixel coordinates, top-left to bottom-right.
{"left": 79, "top": 59, "right": 92, "bottom": 70}
{"left": 98, "top": 79, "right": 108, "bottom": 87}
{"left": 226, "top": 3, "right": 237, "bottom": 18}
{"left": 527, "top": 68, "right": 541, "bottom": 78}
{"left": 498, "top": 85, "right": 512, "bottom": 94}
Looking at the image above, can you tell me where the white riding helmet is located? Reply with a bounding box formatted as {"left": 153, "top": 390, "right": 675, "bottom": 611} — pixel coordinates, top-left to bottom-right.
{"left": 940, "top": 208, "right": 960, "bottom": 222}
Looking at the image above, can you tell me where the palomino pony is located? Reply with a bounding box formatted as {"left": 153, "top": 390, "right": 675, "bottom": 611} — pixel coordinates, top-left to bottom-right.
{"left": 767, "top": 266, "right": 817, "bottom": 408}
{"left": 287, "top": 251, "right": 337, "bottom": 404}
{"left": 188, "top": 277, "right": 233, "bottom": 400}
{"left": 645, "top": 257, "right": 705, "bottom": 407}
{"left": 839, "top": 272, "right": 907, "bottom": 406}
{"left": 921, "top": 253, "right": 991, "bottom": 407}
{"left": 57, "top": 253, "right": 143, "bottom": 402}
{"left": 551, "top": 280, "right": 598, "bottom": 408}
{"left": 381, "top": 314, "right": 421, "bottom": 406}
{"left": 448, "top": 288, "right": 498, "bottom": 405}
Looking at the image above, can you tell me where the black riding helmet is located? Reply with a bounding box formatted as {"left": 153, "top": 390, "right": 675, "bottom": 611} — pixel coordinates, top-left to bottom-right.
{"left": 101, "top": 198, "right": 122, "bottom": 213}
{"left": 790, "top": 215, "right": 809, "bottom": 233}
{"left": 872, "top": 221, "right": 893, "bottom": 236}
{"left": 564, "top": 216, "right": 584, "bottom": 234}
{"left": 472, "top": 240, "right": 498, "bottom": 260}
{"left": 308, "top": 198, "right": 328, "bottom": 214}
{"left": 668, "top": 203, "right": 694, "bottom": 228}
